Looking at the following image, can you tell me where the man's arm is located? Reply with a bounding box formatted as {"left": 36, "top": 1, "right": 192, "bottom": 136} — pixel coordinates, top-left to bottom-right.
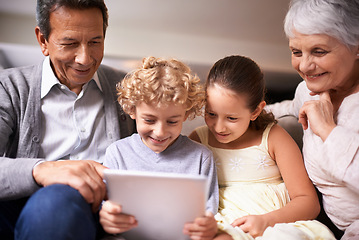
{"left": 0, "top": 157, "right": 43, "bottom": 200}
{"left": 0, "top": 66, "right": 44, "bottom": 200}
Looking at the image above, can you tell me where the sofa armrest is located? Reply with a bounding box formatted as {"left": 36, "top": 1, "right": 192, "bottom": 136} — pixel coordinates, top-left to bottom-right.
{"left": 277, "top": 115, "right": 303, "bottom": 150}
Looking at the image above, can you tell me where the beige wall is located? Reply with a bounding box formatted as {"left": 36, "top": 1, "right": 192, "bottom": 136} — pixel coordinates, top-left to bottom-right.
{"left": 0, "top": 10, "right": 300, "bottom": 92}
{"left": 0, "top": 11, "right": 293, "bottom": 73}
{"left": 0, "top": 12, "right": 38, "bottom": 46}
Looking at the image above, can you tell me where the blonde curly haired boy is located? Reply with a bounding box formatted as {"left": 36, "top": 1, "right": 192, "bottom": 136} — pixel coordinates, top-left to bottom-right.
{"left": 100, "top": 56, "right": 219, "bottom": 239}
{"left": 117, "top": 56, "right": 204, "bottom": 120}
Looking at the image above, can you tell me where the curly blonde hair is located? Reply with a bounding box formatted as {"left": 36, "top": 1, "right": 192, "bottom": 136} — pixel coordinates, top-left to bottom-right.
{"left": 117, "top": 56, "right": 205, "bottom": 120}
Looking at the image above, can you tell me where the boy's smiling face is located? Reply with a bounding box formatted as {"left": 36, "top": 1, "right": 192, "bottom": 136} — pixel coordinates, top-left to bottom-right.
{"left": 130, "top": 102, "right": 189, "bottom": 153}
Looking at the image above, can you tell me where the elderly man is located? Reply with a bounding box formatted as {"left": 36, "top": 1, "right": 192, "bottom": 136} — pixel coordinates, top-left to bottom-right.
{"left": 0, "top": 0, "right": 135, "bottom": 239}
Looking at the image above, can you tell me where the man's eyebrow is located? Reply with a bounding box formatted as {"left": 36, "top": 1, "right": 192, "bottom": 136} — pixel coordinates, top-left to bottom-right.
{"left": 92, "top": 35, "right": 104, "bottom": 40}
{"left": 61, "top": 37, "right": 76, "bottom": 41}
{"left": 61, "top": 35, "right": 103, "bottom": 41}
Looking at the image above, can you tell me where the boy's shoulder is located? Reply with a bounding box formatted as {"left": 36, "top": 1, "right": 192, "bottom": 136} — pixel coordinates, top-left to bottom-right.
{"left": 108, "top": 133, "right": 138, "bottom": 149}
{"left": 179, "top": 135, "right": 212, "bottom": 155}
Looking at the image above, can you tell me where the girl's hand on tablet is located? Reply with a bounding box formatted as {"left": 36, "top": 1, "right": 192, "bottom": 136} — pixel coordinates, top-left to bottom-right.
{"left": 183, "top": 211, "right": 217, "bottom": 240}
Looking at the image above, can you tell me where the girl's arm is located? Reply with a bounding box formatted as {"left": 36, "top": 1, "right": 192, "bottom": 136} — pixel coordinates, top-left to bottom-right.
{"left": 232, "top": 124, "right": 320, "bottom": 237}
{"left": 266, "top": 124, "right": 320, "bottom": 223}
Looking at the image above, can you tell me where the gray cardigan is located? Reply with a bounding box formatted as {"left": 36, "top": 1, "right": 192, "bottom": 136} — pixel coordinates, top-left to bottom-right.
{"left": 0, "top": 63, "right": 135, "bottom": 200}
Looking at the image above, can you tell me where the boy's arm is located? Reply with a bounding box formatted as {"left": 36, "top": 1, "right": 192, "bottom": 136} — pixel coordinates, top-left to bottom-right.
{"left": 203, "top": 150, "right": 219, "bottom": 214}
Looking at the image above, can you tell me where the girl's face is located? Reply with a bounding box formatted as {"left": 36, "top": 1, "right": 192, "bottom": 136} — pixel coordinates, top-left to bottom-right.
{"left": 289, "top": 31, "right": 359, "bottom": 94}
{"left": 205, "top": 84, "right": 258, "bottom": 145}
{"left": 131, "top": 102, "right": 188, "bottom": 153}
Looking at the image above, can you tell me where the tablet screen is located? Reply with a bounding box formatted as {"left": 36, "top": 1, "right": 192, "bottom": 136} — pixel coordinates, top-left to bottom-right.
{"left": 104, "top": 169, "right": 208, "bottom": 240}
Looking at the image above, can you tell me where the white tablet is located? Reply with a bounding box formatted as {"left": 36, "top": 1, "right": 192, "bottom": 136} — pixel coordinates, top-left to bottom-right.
{"left": 103, "top": 169, "right": 209, "bottom": 240}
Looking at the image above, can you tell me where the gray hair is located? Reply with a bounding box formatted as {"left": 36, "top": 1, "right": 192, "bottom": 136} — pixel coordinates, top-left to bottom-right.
{"left": 36, "top": 0, "right": 108, "bottom": 41}
{"left": 284, "top": 0, "right": 359, "bottom": 48}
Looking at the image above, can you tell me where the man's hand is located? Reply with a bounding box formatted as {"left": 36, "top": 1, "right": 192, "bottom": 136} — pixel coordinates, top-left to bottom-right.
{"left": 32, "top": 160, "right": 107, "bottom": 212}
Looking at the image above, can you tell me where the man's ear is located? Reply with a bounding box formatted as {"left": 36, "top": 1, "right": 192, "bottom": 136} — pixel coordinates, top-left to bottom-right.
{"left": 35, "top": 26, "right": 49, "bottom": 56}
{"left": 250, "top": 101, "right": 266, "bottom": 121}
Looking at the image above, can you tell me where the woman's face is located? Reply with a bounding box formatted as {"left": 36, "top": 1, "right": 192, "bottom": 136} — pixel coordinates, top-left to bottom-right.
{"left": 289, "top": 31, "right": 359, "bottom": 94}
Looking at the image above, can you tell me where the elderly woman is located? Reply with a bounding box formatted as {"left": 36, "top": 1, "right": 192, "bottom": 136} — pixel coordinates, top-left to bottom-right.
{"left": 267, "top": 0, "right": 359, "bottom": 239}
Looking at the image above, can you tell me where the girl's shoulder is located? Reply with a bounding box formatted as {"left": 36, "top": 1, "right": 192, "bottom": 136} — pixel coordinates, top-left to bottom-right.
{"left": 189, "top": 125, "right": 208, "bottom": 144}
{"left": 267, "top": 123, "right": 294, "bottom": 145}
{"left": 267, "top": 123, "right": 301, "bottom": 160}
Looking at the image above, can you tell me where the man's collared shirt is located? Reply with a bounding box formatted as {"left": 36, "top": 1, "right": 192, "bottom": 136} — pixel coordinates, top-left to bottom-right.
{"left": 39, "top": 56, "right": 110, "bottom": 163}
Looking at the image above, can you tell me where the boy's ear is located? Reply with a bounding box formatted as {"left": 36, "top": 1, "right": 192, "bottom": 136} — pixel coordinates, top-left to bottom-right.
{"left": 129, "top": 113, "right": 136, "bottom": 120}
{"left": 128, "top": 107, "right": 136, "bottom": 120}
{"left": 183, "top": 111, "right": 190, "bottom": 121}
{"left": 250, "top": 101, "right": 266, "bottom": 121}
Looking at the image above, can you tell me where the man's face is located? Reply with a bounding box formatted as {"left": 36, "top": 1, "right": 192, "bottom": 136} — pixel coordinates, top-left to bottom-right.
{"left": 37, "top": 6, "right": 104, "bottom": 93}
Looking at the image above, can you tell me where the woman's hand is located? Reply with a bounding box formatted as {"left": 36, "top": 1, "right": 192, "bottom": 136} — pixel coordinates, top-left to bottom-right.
{"left": 298, "top": 91, "right": 336, "bottom": 141}
{"left": 99, "top": 200, "right": 138, "bottom": 234}
{"left": 231, "top": 214, "right": 269, "bottom": 238}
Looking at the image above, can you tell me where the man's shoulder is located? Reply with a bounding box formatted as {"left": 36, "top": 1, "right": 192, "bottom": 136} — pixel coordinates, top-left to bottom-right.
{"left": 0, "top": 64, "right": 42, "bottom": 90}
{"left": 0, "top": 65, "right": 41, "bottom": 79}
{"left": 98, "top": 64, "right": 126, "bottom": 79}
{"left": 96, "top": 64, "right": 127, "bottom": 92}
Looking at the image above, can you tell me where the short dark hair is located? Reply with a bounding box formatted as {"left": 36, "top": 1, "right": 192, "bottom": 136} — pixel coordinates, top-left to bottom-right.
{"left": 36, "top": 0, "right": 108, "bottom": 40}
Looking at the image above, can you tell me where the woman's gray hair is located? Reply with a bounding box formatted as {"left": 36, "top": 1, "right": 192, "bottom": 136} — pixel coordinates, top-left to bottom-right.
{"left": 284, "top": 0, "right": 359, "bottom": 48}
